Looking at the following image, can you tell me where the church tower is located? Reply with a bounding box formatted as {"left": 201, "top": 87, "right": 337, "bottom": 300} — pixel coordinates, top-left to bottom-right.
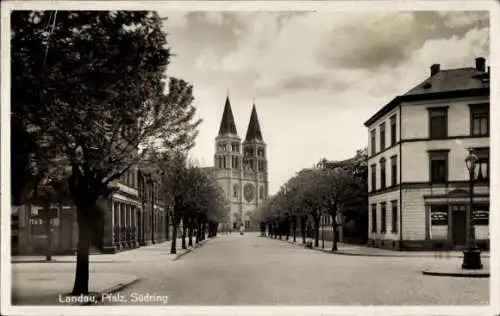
{"left": 213, "top": 96, "right": 268, "bottom": 230}
{"left": 214, "top": 96, "right": 243, "bottom": 228}
{"left": 241, "top": 102, "right": 268, "bottom": 229}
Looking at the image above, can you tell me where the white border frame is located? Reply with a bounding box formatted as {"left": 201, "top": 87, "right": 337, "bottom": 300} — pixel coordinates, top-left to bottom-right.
{"left": 1, "top": 1, "right": 499, "bottom": 315}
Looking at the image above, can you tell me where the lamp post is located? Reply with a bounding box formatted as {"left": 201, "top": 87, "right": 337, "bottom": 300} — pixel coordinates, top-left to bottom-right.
{"left": 462, "top": 148, "right": 483, "bottom": 270}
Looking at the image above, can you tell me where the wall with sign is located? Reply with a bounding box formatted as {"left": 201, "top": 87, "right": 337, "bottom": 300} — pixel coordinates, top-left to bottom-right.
{"left": 429, "top": 205, "right": 448, "bottom": 239}
{"left": 474, "top": 205, "right": 489, "bottom": 240}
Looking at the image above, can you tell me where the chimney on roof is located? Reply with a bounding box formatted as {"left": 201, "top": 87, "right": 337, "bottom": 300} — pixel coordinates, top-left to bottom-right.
{"left": 475, "top": 57, "right": 486, "bottom": 72}
{"left": 430, "top": 64, "right": 440, "bottom": 76}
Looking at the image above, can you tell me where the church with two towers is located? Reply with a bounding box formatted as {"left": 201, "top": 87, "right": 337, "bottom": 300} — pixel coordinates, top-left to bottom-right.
{"left": 213, "top": 96, "right": 268, "bottom": 230}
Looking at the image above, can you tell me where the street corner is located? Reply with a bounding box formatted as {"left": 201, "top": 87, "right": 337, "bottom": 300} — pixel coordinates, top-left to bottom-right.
{"left": 422, "top": 266, "right": 490, "bottom": 278}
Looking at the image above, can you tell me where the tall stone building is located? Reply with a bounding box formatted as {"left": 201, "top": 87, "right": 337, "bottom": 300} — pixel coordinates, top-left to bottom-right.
{"left": 213, "top": 96, "right": 268, "bottom": 229}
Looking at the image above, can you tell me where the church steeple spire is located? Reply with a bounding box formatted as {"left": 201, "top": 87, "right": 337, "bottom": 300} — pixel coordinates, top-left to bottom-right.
{"left": 218, "top": 95, "right": 238, "bottom": 136}
{"left": 244, "top": 102, "right": 263, "bottom": 142}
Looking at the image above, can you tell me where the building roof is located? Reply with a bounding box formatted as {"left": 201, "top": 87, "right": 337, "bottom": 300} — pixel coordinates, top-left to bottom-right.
{"left": 244, "top": 103, "right": 264, "bottom": 142}
{"left": 364, "top": 65, "right": 490, "bottom": 127}
{"left": 218, "top": 96, "right": 238, "bottom": 136}
{"left": 317, "top": 157, "right": 356, "bottom": 170}
{"left": 404, "top": 67, "right": 488, "bottom": 96}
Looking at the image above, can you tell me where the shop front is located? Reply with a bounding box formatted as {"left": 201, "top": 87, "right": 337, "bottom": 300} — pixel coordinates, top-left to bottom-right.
{"left": 425, "top": 189, "right": 489, "bottom": 250}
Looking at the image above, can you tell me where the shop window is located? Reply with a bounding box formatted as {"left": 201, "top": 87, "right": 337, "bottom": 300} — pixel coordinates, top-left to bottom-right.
{"left": 430, "top": 205, "right": 448, "bottom": 226}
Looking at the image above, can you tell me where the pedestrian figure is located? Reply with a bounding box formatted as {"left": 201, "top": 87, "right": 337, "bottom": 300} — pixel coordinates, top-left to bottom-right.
{"left": 229, "top": 228, "right": 232, "bottom": 235}
{"left": 240, "top": 224, "right": 244, "bottom": 235}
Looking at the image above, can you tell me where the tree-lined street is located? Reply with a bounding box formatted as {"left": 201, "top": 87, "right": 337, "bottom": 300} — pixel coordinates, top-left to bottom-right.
{"left": 6, "top": 7, "right": 492, "bottom": 313}
{"left": 90, "top": 233, "right": 488, "bottom": 305}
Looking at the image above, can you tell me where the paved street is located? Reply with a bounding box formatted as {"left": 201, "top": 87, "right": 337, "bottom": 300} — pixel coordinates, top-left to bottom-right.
{"left": 96, "top": 232, "right": 488, "bottom": 305}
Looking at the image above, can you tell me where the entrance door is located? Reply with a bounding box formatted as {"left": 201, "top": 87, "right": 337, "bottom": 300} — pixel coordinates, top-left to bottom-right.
{"left": 451, "top": 205, "right": 467, "bottom": 247}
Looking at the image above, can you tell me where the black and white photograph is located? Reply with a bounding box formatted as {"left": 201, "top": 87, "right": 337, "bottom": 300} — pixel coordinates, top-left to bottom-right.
{"left": 1, "top": 1, "right": 498, "bottom": 315}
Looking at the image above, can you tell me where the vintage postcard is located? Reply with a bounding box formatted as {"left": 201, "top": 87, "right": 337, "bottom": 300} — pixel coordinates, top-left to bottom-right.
{"left": 1, "top": 1, "right": 498, "bottom": 315}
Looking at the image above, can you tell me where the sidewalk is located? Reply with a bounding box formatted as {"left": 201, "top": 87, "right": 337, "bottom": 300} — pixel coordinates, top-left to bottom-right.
{"left": 12, "top": 237, "right": 204, "bottom": 263}
{"left": 11, "top": 237, "right": 213, "bottom": 305}
{"left": 268, "top": 236, "right": 490, "bottom": 258}
{"left": 12, "top": 272, "right": 138, "bottom": 305}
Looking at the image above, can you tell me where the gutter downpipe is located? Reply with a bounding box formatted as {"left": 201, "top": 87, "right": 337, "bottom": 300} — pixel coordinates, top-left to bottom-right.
{"left": 399, "top": 103, "right": 403, "bottom": 250}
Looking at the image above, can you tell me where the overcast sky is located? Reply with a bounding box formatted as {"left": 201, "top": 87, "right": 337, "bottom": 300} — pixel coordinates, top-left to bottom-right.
{"left": 159, "top": 10, "right": 489, "bottom": 195}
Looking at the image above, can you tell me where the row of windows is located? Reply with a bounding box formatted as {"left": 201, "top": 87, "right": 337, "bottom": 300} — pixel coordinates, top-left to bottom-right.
{"left": 138, "top": 176, "right": 162, "bottom": 204}
{"left": 217, "top": 143, "right": 266, "bottom": 157}
{"left": 243, "top": 147, "right": 266, "bottom": 157}
{"left": 370, "top": 114, "right": 397, "bottom": 155}
{"left": 369, "top": 104, "right": 490, "bottom": 157}
{"left": 113, "top": 202, "right": 137, "bottom": 226}
{"left": 216, "top": 156, "right": 267, "bottom": 171}
{"left": 218, "top": 142, "right": 241, "bottom": 153}
{"left": 428, "top": 149, "right": 489, "bottom": 183}
{"left": 428, "top": 104, "right": 489, "bottom": 139}
{"left": 430, "top": 204, "right": 489, "bottom": 226}
{"left": 371, "top": 201, "right": 398, "bottom": 234}
{"left": 370, "top": 149, "right": 490, "bottom": 190}
{"left": 121, "top": 169, "right": 137, "bottom": 189}
{"left": 370, "top": 155, "right": 398, "bottom": 191}
{"left": 113, "top": 202, "right": 167, "bottom": 235}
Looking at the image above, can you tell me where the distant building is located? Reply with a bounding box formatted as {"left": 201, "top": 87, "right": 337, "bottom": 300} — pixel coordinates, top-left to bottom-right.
{"left": 11, "top": 169, "right": 142, "bottom": 255}
{"left": 213, "top": 96, "right": 269, "bottom": 230}
{"left": 364, "top": 57, "right": 490, "bottom": 250}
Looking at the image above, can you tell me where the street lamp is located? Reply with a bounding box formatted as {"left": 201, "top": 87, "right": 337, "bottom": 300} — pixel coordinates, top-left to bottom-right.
{"left": 462, "top": 148, "right": 483, "bottom": 270}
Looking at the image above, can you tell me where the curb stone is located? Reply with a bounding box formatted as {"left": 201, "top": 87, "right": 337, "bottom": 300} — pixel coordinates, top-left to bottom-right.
{"left": 422, "top": 269, "right": 490, "bottom": 278}
{"left": 272, "top": 237, "right": 488, "bottom": 259}
{"left": 63, "top": 277, "right": 141, "bottom": 305}
{"left": 173, "top": 248, "right": 193, "bottom": 261}
{"left": 173, "top": 237, "right": 215, "bottom": 261}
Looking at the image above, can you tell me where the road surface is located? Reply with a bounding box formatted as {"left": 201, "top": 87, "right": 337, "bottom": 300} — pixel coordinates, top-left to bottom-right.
{"left": 98, "top": 232, "right": 489, "bottom": 305}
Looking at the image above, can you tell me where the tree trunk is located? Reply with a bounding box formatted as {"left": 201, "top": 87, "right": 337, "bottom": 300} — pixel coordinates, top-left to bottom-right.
{"left": 213, "top": 222, "right": 216, "bottom": 237}
{"left": 44, "top": 202, "right": 53, "bottom": 261}
{"left": 285, "top": 218, "right": 290, "bottom": 240}
{"left": 314, "top": 217, "right": 320, "bottom": 247}
{"left": 201, "top": 221, "right": 206, "bottom": 240}
{"left": 292, "top": 217, "right": 296, "bottom": 242}
{"left": 188, "top": 218, "right": 193, "bottom": 247}
{"left": 170, "top": 222, "right": 178, "bottom": 254}
{"left": 195, "top": 218, "right": 200, "bottom": 244}
{"left": 181, "top": 221, "right": 187, "bottom": 249}
{"left": 300, "top": 216, "right": 306, "bottom": 244}
{"left": 332, "top": 223, "right": 338, "bottom": 251}
{"left": 71, "top": 211, "right": 92, "bottom": 295}
{"left": 166, "top": 210, "right": 170, "bottom": 241}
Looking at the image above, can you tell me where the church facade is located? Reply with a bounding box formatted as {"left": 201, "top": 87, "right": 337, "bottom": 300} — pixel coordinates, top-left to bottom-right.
{"left": 213, "top": 96, "right": 268, "bottom": 230}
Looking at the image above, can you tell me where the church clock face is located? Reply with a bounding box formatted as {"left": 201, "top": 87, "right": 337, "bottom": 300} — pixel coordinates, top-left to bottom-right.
{"left": 243, "top": 183, "right": 255, "bottom": 202}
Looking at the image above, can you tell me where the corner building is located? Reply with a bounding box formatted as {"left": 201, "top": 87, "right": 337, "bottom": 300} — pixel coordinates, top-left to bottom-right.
{"left": 364, "top": 57, "right": 490, "bottom": 250}
{"left": 214, "top": 96, "right": 268, "bottom": 230}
